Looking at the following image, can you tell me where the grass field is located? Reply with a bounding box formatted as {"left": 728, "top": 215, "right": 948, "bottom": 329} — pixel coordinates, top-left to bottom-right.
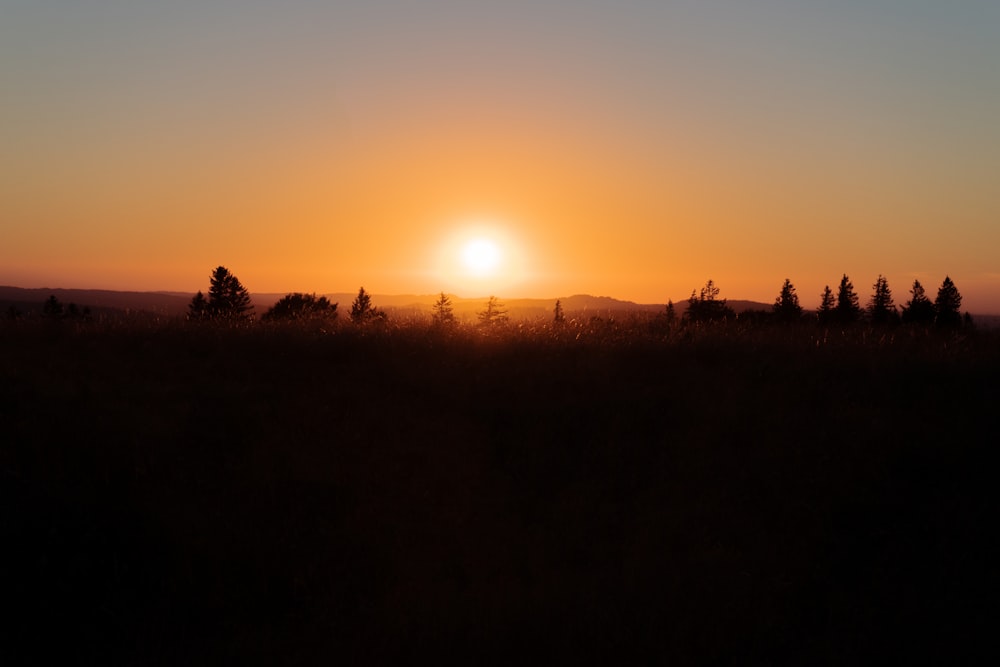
{"left": 3, "top": 316, "right": 998, "bottom": 664}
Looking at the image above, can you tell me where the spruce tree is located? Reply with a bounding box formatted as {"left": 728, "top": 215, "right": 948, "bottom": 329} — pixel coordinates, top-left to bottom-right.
{"left": 834, "top": 274, "right": 861, "bottom": 324}
{"left": 867, "top": 275, "right": 897, "bottom": 324}
{"left": 263, "top": 293, "right": 337, "bottom": 321}
{"left": 773, "top": 279, "right": 803, "bottom": 321}
{"left": 207, "top": 266, "right": 253, "bottom": 321}
{"left": 188, "top": 291, "right": 209, "bottom": 320}
{"left": 553, "top": 299, "right": 566, "bottom": 325}
{"left": 817, "top": 285, "right": 835, "bottom": 324}
{"left": 900, "top": 279, "right": 935, "bottom": 325}
{"left": 478, "top": 296, "right": 508, "bottom": 327}
{"left": 432, "top": 292, "right": 455, "bottom": 326}
{"left": 934, "top": 276, "right": 963, "bottom": 328}
{"left": 350, "top": 287, "right": 385, "bottom": 324}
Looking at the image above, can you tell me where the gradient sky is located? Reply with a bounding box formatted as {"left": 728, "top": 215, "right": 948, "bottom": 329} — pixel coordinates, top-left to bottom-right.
{"left": 3, "top": 1, "right": 999, "bottom": 310}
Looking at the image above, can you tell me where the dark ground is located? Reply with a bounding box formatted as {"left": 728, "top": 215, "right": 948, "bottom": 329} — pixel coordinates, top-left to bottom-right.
{"left": 3, "top": 320, "right": 998, "bottom": 664}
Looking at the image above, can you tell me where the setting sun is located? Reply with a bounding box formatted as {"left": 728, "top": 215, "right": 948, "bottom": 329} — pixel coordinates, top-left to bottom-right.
{"left": 460, "top": 238, "right": 502, "bottom": 276}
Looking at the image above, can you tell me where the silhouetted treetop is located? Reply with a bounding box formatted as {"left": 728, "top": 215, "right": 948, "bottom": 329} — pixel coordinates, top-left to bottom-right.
{"left": 350, "top": 287, "right": 386, "bottom": 324}
{"left": 934, "top": 276, "right": 963, "bottom": 328}
{"left": 901, "top": 279, "right": 935, "bottom": 325}
{"left": 432, "top": 292, "right": 455, "bottom": 326}
{"left": 196, "top": 266, "right": 253, "bottom": 321}
{"left": 685, "top": 279, "right": 734, "bottom": 322}
{"left": 478, "top": 296, "right": 508, "bottom": 327}
{"left": 867, "top": 275, "right": 897, "bottom": 324}
{"left": 773, "top": 279, "right": 803, "bottom": 321}
{"left": 263, "top": 293, "right": 338, "bottom": 322}
{"left": 835, "top": 274, "right": 861, "bottom": 324}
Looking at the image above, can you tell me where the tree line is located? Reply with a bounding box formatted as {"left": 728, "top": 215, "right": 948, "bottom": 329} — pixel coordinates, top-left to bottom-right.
{"left": 183, "top": 266, "right": 969, "bottom": 329}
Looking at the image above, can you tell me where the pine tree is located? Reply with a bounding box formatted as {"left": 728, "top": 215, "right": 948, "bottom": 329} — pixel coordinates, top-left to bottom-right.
{"left": 665, "top": 299, "right": 676, "bottom": 325}
{"left": 773, "top": 279, "right": 803, "bottom": 321}
{"left": 188, "top": 290, "right": 209, "bottom": 320}
{"left": 900, "top": 279, "right": 935, "bottom": 325}
{"left": 478, "top": 296, "right": 508, "bottom": 327}
{"left": 934, "top": 276, "right": 963, "bottom": 328}
{"left": 835, "top": 274, "right": 861, "bottom": 324}
{"left": 553, "top": 299, "right": 566, "bottom": 325}
{"left": 432, "top": 292, "right": 455, "bottom": 326}
{"left": 350, "top": 287, "right": 385, "bottom": 324}
{"left": 867, "top": 275, "right": 897, "bottom": 324}
{"left": 684, "top": 279, "right": 734, "bottom": 322}
{"left": 206, "top": 266, "right": 253, "bottom": 321}
{"left": 817, "top": 286, "right": 835, "bottom": 324}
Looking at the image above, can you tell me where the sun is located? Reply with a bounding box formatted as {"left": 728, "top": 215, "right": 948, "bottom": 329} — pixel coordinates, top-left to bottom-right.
{"left": 460, "top": 238, "right": 502, "bottom": 276}
{"left": 433, "top": 221, "right": 531, "bottom": 294}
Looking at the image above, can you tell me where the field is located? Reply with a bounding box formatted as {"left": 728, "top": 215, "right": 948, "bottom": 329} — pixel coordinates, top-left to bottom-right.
{"left": 3, "top": 316, "right": 998, "bottom": 664}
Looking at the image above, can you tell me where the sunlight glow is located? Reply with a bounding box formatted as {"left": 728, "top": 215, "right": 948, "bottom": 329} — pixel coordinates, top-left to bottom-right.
{"left": 433, "top": 221, "right": 532, "bottom": 295}
{"left": 461, "top": 238, "right": 502, "bottom": 276}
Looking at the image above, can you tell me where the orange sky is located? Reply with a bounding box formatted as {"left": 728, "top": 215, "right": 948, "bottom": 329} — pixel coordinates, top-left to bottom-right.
{"left": 3, "top": 2, "right": 999, "bottom": 311}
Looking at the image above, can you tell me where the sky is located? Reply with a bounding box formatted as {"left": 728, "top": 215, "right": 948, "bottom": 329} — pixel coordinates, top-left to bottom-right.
{"left": 3, "top": 0, "right": 999, "bottom": 311}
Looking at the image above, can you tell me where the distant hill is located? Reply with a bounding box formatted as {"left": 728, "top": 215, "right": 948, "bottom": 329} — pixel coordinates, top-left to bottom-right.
{"left": 7, "top": 284, "right": 995, "bottom": 326}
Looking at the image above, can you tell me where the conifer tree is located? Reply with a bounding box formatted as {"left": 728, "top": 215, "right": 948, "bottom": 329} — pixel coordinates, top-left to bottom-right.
{"left": 684, "top": 279, "right": 733, "bottom": 322}
{"left": 42, "top": 295, "right": 64, "bottom": 319}
{"left": 478, "top": 296, "right": 508, "bottom": 327}
{"left": 817, "top": 285, "right": 835, "bottom": 324}
{"left": 188, "top": 290, "right": 209, "bottom": 320}
{"left": 432, "top": 292, "right": 455, "bottom": 326}
{"left": 835, "top": 274, "right": 861, "bottom": 323}
{"left": 350, "top": 287, "right": 386, "bottom": 324}
{"left": 553, "top": 299, "right": 566, "bottom": 325}
{"left": 665, "top": 299, "right": 676, "bottom": 325}
{"left": 206, "top": 266, "right": 253, "bottom": 321}
{"left": 773, "top": 279, "right": 803, "bottom": 321}
{"left": 900, "top": 279, "right": 935, "bottom": 325}
{"left": 934, "top": 276, "right": 963, "bottom": 328}
{"left": 867, "top": 275, "right": 897, "bottom": 324}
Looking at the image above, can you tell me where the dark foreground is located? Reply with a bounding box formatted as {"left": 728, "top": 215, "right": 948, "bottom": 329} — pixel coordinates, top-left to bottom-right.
{"left": 3, "top": 320, "right": 998, "bottom": 664}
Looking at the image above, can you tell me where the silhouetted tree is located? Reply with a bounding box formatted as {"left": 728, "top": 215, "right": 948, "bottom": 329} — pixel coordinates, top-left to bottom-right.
{"left": 900, "top": 279, "right": 936, "bottom": 325}
{"left": 42, "top": 295, "right": 63, "bottom": 319}
{"left": 478, "top": 296, "right": 508, "bottom": 327}
{"left": 665, "top": 299, "right": 676, "bottom": 325}
{"left": 263, "top": 293, "right": 337, "bottom": 322}
{"left": 206, "top": 266, "right": 253, "bottom": 321}
{"left": 5, "top": 305, "right": 22, "bottom": 321}
{"left": 350, "top": 287, "right": 385, "bottom": 324}
{"left": 432, "top": 292, "right": 455, "bottom": 326}
{"left": 553, "top": 299, "right": 565, "bottom": 325}
{"left": 188, "top": 291, "right": 209, "bottom": 320}
{"left": 817, "top": 285, "right": 835, "bottom": 324}
{"left": 934, "top": 276, "right": 963, "bottom": 328}
{"left": 685, "top": 279, "right": 734, "bottom": 323}
{"left": 835, "top": 274, "right": 861, "bottom": 324}
{"left": 867, "top": 275, "right": 897, "bottom": 324}
{"left": 773, "top": 279, "right": 803, "bottom": 321}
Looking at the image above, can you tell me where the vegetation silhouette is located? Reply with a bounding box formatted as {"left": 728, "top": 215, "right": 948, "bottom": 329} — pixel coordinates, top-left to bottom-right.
{"left": 935, "top": 276, "right": 963, "bottom": 328}
{"left": 478, "top": 296, "right": 509, "bottom": 327}
{"left": 867, "top": 275, "right": 898, "bottom": 325}
{"left": 835, "top": 274, "right": 862, "bottom": 324}
{"left": 263, "top": 293, "right": 338, "bottom": 322}
{"left": 684, "top": 279, "right": 735, "bottom": 323}
{"left": 350, "top": 286, "right": 387, "bottom": 324}
{"left": 431, "top": 292, "right": 455, "bottom": 327}
{"left": 901, "top": 279, "right": 936, "bottom": 325}
{"left": 773, "top": 279, "right": 803, "bottom": 322}
{"left": 189, "top": 266, "right": 253, "bottom": 321}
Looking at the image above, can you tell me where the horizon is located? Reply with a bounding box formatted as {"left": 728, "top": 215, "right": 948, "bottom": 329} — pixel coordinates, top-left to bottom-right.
{"left": 4, "top": 2, "right": 999, "bottom": 312}
{"left": 5, "top": 277, "right": 998, "bottom": 315}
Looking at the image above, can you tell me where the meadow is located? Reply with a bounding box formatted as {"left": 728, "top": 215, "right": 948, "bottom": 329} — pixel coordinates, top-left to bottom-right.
{"left": 3, "top": 314, "right": 998, "bottom": 664}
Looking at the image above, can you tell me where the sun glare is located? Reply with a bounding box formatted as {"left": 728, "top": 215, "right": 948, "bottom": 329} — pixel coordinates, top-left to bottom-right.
{"left": 461, "top": 238, "right": 502, "bottom": 276}
{"left": 434, "top": 221, "right": 531, "bottom": 294}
